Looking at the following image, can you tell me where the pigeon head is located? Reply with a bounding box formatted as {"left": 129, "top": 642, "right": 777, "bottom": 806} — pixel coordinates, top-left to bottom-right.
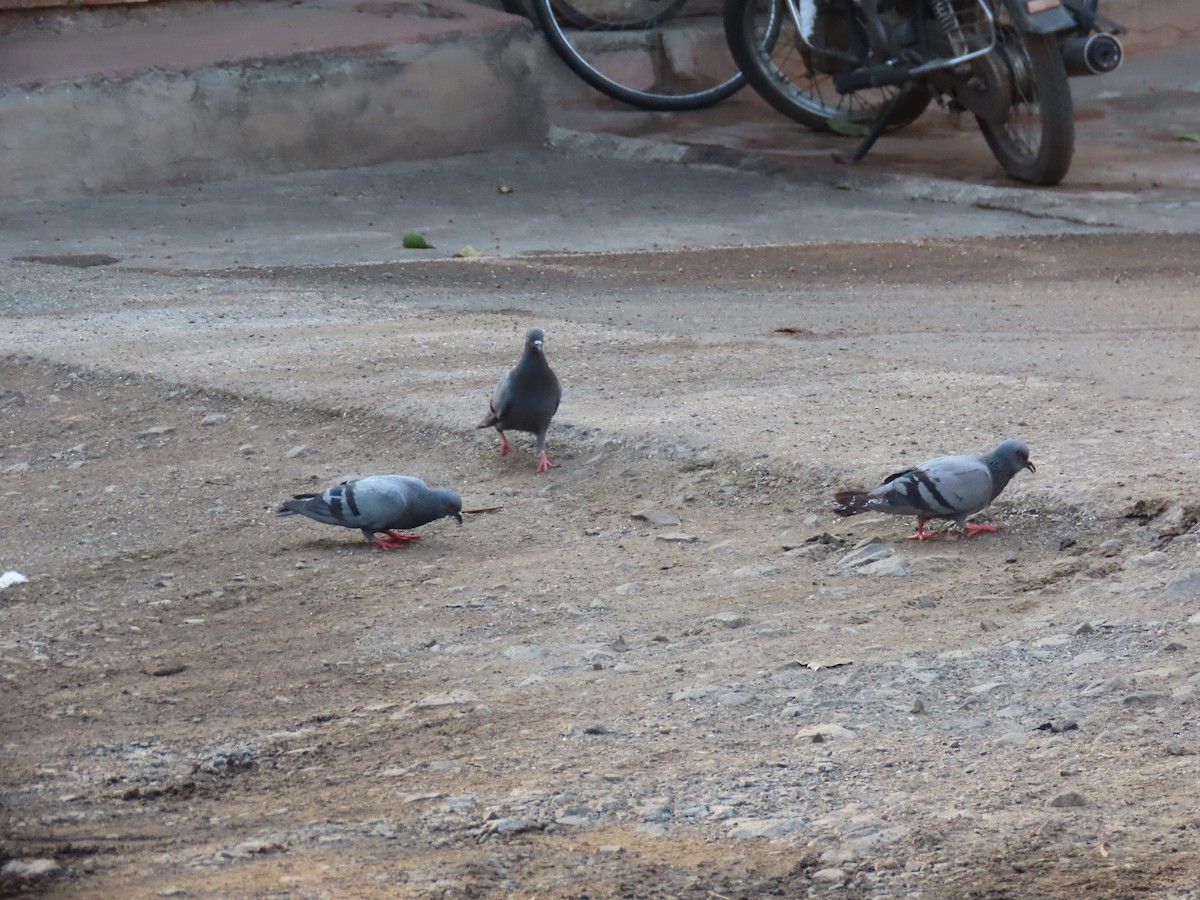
{"left": 434, "top": 488, "right": 464, "bottom": 524}
{"left": 525, "top": 326, "right": 546, "bottom": 356}
{"left": 992, "top": 439, "right": 1036, "bottom": 476}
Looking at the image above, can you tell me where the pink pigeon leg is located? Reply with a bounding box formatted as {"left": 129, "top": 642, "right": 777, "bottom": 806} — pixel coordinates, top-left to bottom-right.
{"left": 371, "top": 534, "right": 419, "bottom": 550}
{"left": 905, "top": 520, "right": 938, "bottom": 541}
{"left": 535, "top": 451, "right": 560, "bottom": 474}
{"left": 499, "top": 431, "right": 511, "bottom": 457}
{"left": 963, "top": 522, "right": 998, "bottom": 537}
{"left": 384, "top": 531, "right": 420, "bottom": 542}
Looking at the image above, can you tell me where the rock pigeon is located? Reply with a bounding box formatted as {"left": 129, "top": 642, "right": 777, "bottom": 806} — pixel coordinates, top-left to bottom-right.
{"left": 833, "top": 439, "right": 1035, "bottom": 541}
{"left": 477, "top": 325, "right": 562, "bottom": 473}
{"left": 278, "top": 475, "right": 462, "bottom": 550}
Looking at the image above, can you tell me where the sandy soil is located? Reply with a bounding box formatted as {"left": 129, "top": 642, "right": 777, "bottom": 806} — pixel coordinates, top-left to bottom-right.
{"left": 2, "top": 232, "right": 1200, "bottom": 898}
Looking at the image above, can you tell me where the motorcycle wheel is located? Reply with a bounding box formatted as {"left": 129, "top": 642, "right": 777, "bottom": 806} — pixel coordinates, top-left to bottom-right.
{"left": 975, "top": 23, "right": 1074, "bottom": 186}
{"left": 724, "top": 0, "right": 931, "bottom": 133}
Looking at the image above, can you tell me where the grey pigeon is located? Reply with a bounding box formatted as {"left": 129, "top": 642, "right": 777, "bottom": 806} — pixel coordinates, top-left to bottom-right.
{"left": 833, "top": 439, "right": 1035, "bottom": 541}
{"left": 278, "top": 475, "right": 462, "bottom": 550}
{"left": 477, "top": 326, "right": 562, "bottom": 473}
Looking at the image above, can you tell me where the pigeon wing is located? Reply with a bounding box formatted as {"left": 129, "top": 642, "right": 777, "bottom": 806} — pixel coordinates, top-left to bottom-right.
{"left": 343, "top": 475, "right": 431, "bottom": 531}
{"left": 870, "top": 454, "right": 994, "bottom": 521}
{"left": 280, "top": 477, "right": 372, "bottom": 528}
{"left": 478, "top": 368, "right": 514, "bottom": 429}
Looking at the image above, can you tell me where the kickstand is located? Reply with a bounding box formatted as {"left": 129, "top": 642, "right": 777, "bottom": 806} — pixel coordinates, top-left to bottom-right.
{"left": 833, "top": 84, "right": 914, "bottom": 166}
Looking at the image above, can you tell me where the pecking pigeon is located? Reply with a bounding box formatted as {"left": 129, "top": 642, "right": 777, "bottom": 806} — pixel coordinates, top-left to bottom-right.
{"left": 278, "top": 475, "right": 462, "bottom": 550}
{"left": 478, "top": 325, "right": 562, "bottom": 473}
{"left": 833, "top": 439, "right": 1035, "bottom": 541}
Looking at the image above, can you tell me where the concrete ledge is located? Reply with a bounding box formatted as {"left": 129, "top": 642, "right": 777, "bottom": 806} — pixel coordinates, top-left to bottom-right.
{"left": 0, "top": 0, "right": 1192, "bottom": 199}
{"left": 0, "top": 0, "right": 548, "bottom": 198}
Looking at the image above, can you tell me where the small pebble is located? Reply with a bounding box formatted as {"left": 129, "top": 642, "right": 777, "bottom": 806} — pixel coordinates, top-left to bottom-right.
{"left": 1048, "top": 791, "right": 1088, "bottom": 808}
{"left": 0, "top": 859, "right": 61, "bottom": 879}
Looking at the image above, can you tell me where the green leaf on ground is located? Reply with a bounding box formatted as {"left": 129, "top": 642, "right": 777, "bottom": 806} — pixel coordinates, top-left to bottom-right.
{"left": 402, "top": 231, "right": 433, "bottom": 249}
{"left": 827, "top": 116, "right": 871, "bottom": 137}
{"left": 1177, "top": 132, "right": 1200, "bottom": 143}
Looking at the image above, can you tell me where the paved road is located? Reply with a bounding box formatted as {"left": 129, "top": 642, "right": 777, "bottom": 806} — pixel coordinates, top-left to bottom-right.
{"left": 1, "top": 40, "right": 1197, "bottom": 273}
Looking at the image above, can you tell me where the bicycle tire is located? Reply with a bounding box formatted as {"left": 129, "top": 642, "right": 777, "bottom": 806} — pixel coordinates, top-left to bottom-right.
{"left": 530, "top": 0, "right": 749, "bottom": 111}
{"left": 975, "top": 22, "right": 1074, "bottom": 185}
{"left": 724, "top": 0, "right": 930, "bottom": 132}
{"left": 551, "top": 0, "right": 689, "bottom": 30}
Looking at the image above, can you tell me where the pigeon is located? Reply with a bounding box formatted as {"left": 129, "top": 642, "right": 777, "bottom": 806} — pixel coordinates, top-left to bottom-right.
{"left": 478, "top": 325, "right": 562, "bottom": 473}
{"left": 833, "top": 439, "right": 1035, "bottom": 541}
{"left": 278, "top": 475, "right": 462, "bottom": 550}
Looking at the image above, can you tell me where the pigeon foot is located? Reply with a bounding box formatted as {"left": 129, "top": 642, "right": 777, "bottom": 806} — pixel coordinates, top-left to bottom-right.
{"left": 372, "top": 534, "right": 420, "bottom": 550}
{"left": 963, "top": 523, "right": 998, "bottom": 537}
{"left": 906, "top": 522, "right": 938, "bottom": 541}
{"left": 535, "top": 451, "right": 560, "bottom": 474}
{"left": 499, "top": 433, "right": 511, "bottom": 457}
{"left": 384, "top": 531, "right": 420, "bottom": 542}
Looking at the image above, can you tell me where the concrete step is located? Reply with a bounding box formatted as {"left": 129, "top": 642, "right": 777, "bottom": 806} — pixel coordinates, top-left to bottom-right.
{"left": 0, "top": 0, "right": 1192, "bottom": 199}
{"left": 0, "top": 0, "right": 549, "bottom": 198}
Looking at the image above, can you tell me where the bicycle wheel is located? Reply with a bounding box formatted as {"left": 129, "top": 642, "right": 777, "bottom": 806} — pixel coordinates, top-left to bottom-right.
{"left": 724, "top": 0, "right": 930, "bottom": 132}
{"left": 975, "top": 14, "right": 1074, "bottom": 185}
{"left": 530, "top": 0, "right": 749, "bottom": 111}
{"left": 552, "top": 0, "right": 689, "bottom": 30}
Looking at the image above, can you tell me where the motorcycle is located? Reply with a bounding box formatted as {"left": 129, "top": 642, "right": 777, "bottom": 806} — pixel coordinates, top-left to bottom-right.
{"left": 723, "top": 0, "right": 1124, "bottom": 185}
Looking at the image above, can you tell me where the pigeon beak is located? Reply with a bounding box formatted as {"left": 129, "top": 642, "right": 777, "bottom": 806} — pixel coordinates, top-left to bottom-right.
{"left": 454, "top": 511, "right": 464, "bottom": 525}
{"left": 1025, "top": 460, "right": 1036, "bottom": 473}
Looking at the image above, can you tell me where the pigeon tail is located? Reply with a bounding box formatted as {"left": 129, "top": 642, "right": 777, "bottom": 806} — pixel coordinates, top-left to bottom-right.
{"left": 832, "top": 490, "right": 870, "bottom": 517}
{"left": 280, "top": 492, "right": 344, "bottom": 527}
{"left": 278, "top": 495, "right": 319, "bottom": 518}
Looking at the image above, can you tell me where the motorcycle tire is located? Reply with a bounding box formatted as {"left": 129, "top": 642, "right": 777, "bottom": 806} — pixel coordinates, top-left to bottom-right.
{"left": 724, "top": 0, "right": 931, "bottom": 133}
{"left": 976, "top": 26, "right": 1074, "bottom": 186}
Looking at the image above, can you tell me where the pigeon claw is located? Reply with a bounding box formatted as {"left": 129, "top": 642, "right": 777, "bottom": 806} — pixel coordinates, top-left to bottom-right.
{"left": 963, "top": 522, "right": 998, "bottom": 537}
{"left": 906, "top": 522, "right": 939, "bottom": 542}
{"left": 535, "top": 451, "right": 560, "bottom": 474}
{"left": 372, "top": 533, "right": 420, "bottom": 550}
{"left": 499, "top": 433, "right": 512, "bottom": 457}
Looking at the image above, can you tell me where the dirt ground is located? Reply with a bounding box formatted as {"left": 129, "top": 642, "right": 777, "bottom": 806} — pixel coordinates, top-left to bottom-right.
{"left": 3, "top": 232, "right": 1200, "bottom": 898}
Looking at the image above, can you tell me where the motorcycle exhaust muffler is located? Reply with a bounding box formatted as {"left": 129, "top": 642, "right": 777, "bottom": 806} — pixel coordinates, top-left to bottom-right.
{"left": 1062, "top": 32, "right": 1123, "bottom": 75}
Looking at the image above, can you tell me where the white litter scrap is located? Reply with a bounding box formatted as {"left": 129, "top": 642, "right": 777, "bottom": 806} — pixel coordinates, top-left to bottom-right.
{"left": 0, "top": 570, "right": 29, "bottom": 590}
